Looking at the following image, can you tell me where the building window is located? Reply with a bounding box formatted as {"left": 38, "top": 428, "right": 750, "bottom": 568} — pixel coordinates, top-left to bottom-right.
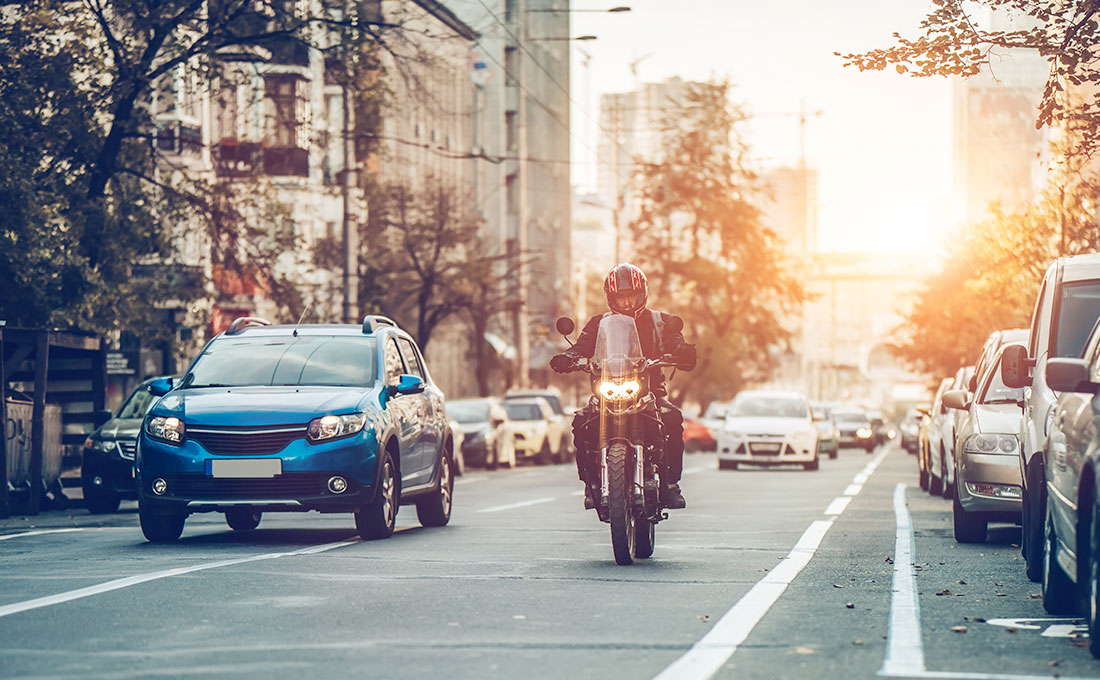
{"left": 264, "top": 74, "right": 311, "bottom": 150}
{"left": 504, "top": 47, "right": 518, "bottom": 87}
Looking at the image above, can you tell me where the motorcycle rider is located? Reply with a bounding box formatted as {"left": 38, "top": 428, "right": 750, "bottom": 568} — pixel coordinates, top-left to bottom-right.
{"left": 550, "top": 263, "right": 696, "bottom": 510}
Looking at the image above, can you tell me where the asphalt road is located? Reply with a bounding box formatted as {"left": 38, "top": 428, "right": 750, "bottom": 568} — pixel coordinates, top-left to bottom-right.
{"left": 1, "top": 444, "right": 1099, "bottom": 680}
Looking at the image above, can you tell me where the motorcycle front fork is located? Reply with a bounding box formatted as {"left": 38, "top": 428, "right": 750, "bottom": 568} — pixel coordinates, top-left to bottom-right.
{"left": 599, "top": 444, "right": 660, "bottom": 515}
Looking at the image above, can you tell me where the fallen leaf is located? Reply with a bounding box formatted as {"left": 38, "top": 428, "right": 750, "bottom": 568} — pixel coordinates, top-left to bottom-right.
{"left": 957, "top": 580, "right": 967, "bottom": 585}
{"left": 794, "top": 646, "right": 815, "bottom": 655}
{"left": 952, "top": 626, "right": 968, "bottom": 633}
{"left": 1006, "top": 627, "right": 1018, "bottom": 633}
{"left": 846, "top": 603, "right": 855, "bottom": 609}
{"left": 973, "top": 617, "right": 986, "bottom": 623}
{"left": 513, "top": 615, "right": 526, "bottom": 620}
{"left": 833, "top": 584, "right": 844, "bottom": 589}
{"left": 997, "top": 593, "right": 1007, "bottom": 597}
{"left": 1030, "top": 594, "right": 1042, "bottom": 599}
{"left": 699, "top": 615, "right": 710, "bottom": 622}
{"left": 936, "top": 589, "right": 952, "bottom": 596}
{"left": 1049, "top": 660, "right": 1061, "bottom": 667}
{"left": 853, "top": 639, "right": 865, "bottom": 646}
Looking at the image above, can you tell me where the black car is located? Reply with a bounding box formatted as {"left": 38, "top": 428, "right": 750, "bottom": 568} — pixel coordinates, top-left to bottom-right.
{"left": 82, "top": 376, "right": 176, "bottom": 514}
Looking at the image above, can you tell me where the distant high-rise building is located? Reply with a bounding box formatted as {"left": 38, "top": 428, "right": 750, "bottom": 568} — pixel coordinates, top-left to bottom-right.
{"left": 953, "top": 12, "right": 1049, "bottom": 223}
{"left": 758, "top": 166, "right": 819, "bottom": 254}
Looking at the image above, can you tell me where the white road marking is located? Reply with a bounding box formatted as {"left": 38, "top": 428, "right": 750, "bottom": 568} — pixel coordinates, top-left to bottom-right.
{"left": 877, "top": 487, "right": 1100, "bottom": 680}
{"left": 0, "top": 528, "right": 84, "bottom": 541}
{"left": 843, "top": 483, "right": 863, "bottom": 496}
{"left": 824, "top": 497, "right": 851, "bottom": 516}
{"left": 0, "top": 539, "right": 358, "bottom": 619}
{"left": 881, "top": 482, "right": 925, "bottom": 677}
{"left": 454, "top": 475, "right": 488, "bottom": 486}
{"left": 652, "top": 519, "right": 835, "bottom": 680}
{"left": 476, "top": 497, "right": 555, "bottom": 513}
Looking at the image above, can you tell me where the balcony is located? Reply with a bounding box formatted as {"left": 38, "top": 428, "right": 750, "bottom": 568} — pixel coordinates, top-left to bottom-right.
{"left": 215, "top": 141, "right": 309, "bottom": 179}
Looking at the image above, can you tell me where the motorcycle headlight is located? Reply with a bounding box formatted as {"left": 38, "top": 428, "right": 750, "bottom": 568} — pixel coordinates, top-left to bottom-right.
{"left": 964, "top": 433, "right": 1017, "bottom": 454}
{"left": 145, "top": 416, "right": 185, "bottom": 445}
{"left": 598, "top": 379, "right": 642, "bottom": 401}
{"left": 308, "top": 413, "right": 367, "bottom": 442}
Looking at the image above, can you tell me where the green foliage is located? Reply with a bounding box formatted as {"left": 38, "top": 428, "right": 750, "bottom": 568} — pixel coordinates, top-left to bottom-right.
{"left": 626, "top": 79, "right": 808, "bottom": 407}
{"left": 840, "top": 1, "right": 1100, "bottom": 156}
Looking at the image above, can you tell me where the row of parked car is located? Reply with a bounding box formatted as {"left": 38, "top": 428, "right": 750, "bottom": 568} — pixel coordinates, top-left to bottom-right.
{"left": 910, "top": 253, "right": 1100, "bottom": 656}
{"left": 446, "top": 391, "right": 574, "bottom": 471}
{"left": 698, "top": 390, "right": 892, "bottom": 471}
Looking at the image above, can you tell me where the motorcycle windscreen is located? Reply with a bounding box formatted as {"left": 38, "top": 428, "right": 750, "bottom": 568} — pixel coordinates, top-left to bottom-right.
{"left": 593, "top": 314, "right": 645, "bottom": 378}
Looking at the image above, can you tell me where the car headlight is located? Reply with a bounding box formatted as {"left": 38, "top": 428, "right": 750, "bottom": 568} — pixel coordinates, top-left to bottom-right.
{"left": 308, "top": 413, "right": 367, "bottom": 442}
{"left": 83, "top": 437, "right": 114, "bottom": 452}
{"left": 963, "top": 433, "right": 1017, "bottom": 454}
{"left": 145, "top": 416, "right": 185, "bottom": 445}
{"left": 598, "top": 379, "right": 641, "bottom": 401}
{"left": 856, "top": 427, "right": 873, "bottom": 439}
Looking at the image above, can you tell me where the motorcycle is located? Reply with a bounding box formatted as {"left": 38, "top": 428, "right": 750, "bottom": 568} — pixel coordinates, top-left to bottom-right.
{"left": 555, "top": 313, "right": 684, "bottom": 565}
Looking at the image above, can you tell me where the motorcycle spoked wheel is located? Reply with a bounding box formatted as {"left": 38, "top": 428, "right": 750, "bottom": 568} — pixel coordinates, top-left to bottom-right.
{"left": 607, "top": 441, "right": 637, "bottom": 565}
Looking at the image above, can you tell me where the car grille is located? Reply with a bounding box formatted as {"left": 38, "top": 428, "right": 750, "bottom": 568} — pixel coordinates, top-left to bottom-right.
{"left": 117, "top": 441, "right": 137, "bottom": 460}
{"left": 188, "top": 426, "right": 306, "bottom": 455}
{"left": 748, "top": 442, "right": 783, "bottom": 456}
{"left": 162, "top": 474, "right": 327, "bottom": 498}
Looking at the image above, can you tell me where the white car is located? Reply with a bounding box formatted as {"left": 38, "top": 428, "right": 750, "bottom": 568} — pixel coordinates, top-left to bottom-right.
{"left": 502, "top": 398, "right": 558, "bottom": 464}
{"left": 505, "top": 388, "right": 571, "bottom": 462}
{"left": 717, "top": 390, "right": 819, "bottom": 471}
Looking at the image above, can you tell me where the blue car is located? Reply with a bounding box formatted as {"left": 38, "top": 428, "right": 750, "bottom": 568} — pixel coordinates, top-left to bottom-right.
{"left": 135, "top": 316, "right": 454, "bottom": 543}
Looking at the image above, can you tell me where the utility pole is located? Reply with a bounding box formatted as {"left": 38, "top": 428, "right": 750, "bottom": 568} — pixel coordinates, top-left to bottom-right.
{"left": 513, "top": 0, "right": 531, "bottom": 388}
{"left": 341, "top": 52, "right": 359, "bottom": 323}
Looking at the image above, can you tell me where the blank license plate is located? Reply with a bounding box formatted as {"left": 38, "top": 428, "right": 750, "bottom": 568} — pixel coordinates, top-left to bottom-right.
{"left": 751, "top": 443, "right": 781, "bottom": 454}
{"left": 208, "top": 459, "right": 282, "bottom": 478}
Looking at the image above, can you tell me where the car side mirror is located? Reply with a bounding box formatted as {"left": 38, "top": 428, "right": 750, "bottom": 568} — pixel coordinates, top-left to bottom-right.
{"left": 555, "top": 317, "right": 575, "bottom": 336}
{"left": 1046, "top": 358, "right": 1098, "bottom": 394}
{"left": 942, "top": 390, "right": 969, "bottom": 411}
{"left": 967, "top": 374, "right": 978, "bottom": 393}
{"left": 1001, "top": 344, "right": 1032, "bottom": 389}
{"left": 390, "top": 374, "right": 425, "bottom": 396}
{"left": 94, "top": 409, "right": 113, "bottom": 428}
{"left": 148, "top": 377, "right": 174, "bottom": 397}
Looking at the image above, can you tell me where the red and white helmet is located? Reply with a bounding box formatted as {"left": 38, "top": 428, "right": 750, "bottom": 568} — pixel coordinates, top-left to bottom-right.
{"left": 604, "top": 263, "right": 648, "bottom": 316}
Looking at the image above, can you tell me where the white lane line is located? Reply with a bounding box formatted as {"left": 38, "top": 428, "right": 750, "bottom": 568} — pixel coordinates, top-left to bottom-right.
{"left": 653, "top": 519, "right": 835, "bottom": 680}
{"left": 476, "top": 497, "right": 555, "bottom": 513}
{"left": 824, "top": 497, "right": 851, "bottom": 516}
{"left": 454, "top": 475, "right": 488, "bottom": 486}
{"left": 0, "top": 539, "right": 358, "bottom": 619}
{"left": 843, "top": 483, "right": 863, "bottom": 496}
{"left": 881, "top": 482, "right": 925, "bottom": 676}
{"left": 876, "top": 485, "right": 1099, "bottom": 680}
{"left": 0, "top": 528, "right": 84, "bottom": 542}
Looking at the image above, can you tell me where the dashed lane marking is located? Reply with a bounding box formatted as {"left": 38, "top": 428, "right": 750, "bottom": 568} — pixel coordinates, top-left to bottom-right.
{"left": 0, "top": 528, "right": 84, "bottom": 542}
{"left": 476, "top": 497, "right": 556, "bottom": 513}
{"left": 0, "top": 539, "right": 359, "bottom": 619}
{"left": 844, "top": 483, "right": 863, "bottom": 496}
{"left": 824, "top": 497, "right": 851, "bottom": 516}
{"left": 454, "top": 475, "right": 488, "bottom": 486}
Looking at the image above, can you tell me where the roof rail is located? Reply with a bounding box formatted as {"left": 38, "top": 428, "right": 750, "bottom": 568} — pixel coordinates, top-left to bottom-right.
{"left": 362, "top": 315, "right": 397, "bottom": 334}
{"left": 226, "top": 316, "right": 272, "bottom": 336}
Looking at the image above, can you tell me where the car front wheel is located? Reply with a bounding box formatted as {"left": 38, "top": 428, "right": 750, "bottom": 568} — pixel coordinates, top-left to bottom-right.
{"left": 356, "top": 452, "right": 398, "bottom": 540}
{"left": 416, "top": 454, "right": 453, "bottom": 528}
{"left": 1088, "top": 499, "right": 1100, "bottom": 658}
{"left": 139, "top": 503, "right": 185, "bottom": 543}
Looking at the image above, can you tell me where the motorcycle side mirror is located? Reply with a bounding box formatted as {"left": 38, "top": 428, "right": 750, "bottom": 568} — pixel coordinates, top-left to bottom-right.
{"left": 668, "top": 315, "right": 684, "bottom": 334}
{"left": 555, "top": 317, "right": 575, "bottom": 336}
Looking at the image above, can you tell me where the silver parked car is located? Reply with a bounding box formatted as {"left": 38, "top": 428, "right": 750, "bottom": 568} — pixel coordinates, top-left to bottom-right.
{"left": 1040, "top": 325, "right": 1100, "bottom": 650}
{"left": 943, "top": 344, "right": 1025, "bottom": 543}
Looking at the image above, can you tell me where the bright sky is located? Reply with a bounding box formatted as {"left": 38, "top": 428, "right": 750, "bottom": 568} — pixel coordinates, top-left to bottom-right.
{"left": 570, "top": 0, "right": 955, "bottom": 254}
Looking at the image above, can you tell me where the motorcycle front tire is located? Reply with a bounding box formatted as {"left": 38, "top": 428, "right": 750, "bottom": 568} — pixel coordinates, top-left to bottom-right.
{"left": 607, "top": 442, "right": 637, "bottom": 565}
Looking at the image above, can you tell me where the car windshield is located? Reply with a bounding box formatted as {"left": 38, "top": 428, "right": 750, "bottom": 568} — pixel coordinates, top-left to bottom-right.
{"left": 448, "top": 401, "right": 491, "bottom": 423}
{"left": 508, "top": 393, "right": 563, "bottom": 415}
{"left": 810, "top": 404, "right": 832, "bottom": 421}
{"left": 183, "top": 336, "right": 378, "bottom": 388}
{"left": 730, "top": 396, "right": 807, "bottom": 418}
{"left": 505, "top": 403, "right": 542, "bottom": 421}
{"left": 116, "top": 383, "right": 161, "bottom": 419}
{"left": 703, "top": 402, "right": 728, "bottom": 420}
{"left": 1055, "top": 281, "right": 1100, "bottom": 357}
{"left": 832, "top": 410, "right": 868, "bottom": 424}
{"left": 981, "top": 352, "right": 1025, "bottom": 404}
